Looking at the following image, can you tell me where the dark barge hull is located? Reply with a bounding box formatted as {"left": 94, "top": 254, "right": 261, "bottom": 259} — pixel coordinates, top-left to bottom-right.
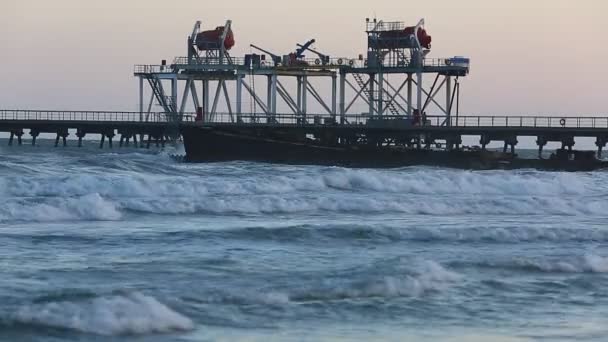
{"left": 181, "top": 126, "right": 608, "bottom": 171}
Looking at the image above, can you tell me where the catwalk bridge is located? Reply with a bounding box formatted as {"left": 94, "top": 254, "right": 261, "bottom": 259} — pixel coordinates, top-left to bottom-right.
{"left": 1, "top": 109, "right": 607, "bottom": 157}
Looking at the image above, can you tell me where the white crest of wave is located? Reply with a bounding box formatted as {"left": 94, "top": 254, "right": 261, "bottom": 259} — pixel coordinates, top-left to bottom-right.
{"left": 14, "top": 292, "right": 193, "bottom": 336}
{"left": 0, "top": 193, "right": 121, "bottom": 222}
{"left": 289, "top": 260, "right": 461, "bottom": 302}
{"left": 0, "top": 166, "right": 605, "bottom": 220}
{"left": 511, "top": 253, "right": 608, "bottom": 273}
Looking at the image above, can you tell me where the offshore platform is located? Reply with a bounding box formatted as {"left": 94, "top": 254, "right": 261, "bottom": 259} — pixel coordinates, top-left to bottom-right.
{"left": 1, "top": 17, "right": 607, "bottom": 170}
{"left": 134, "top": 18, "right": 466, "bottom": 136}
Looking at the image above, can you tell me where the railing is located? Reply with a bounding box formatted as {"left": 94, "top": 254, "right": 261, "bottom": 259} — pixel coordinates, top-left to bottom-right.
{"left": 199, "top": 112, "right": 608, "bottom": 129}
{"left": 447, "top": 116, "right": 608, "bottom": 129}
{"left": 135, "top": 56, "right": 466, "bottom": 73}
{"left": 1, "top": 110, "right": 606, "bottom": 129}
{"left": 0, "top": 110, "right": 195, "bottom": 123}
{"left": 366, "top": 21, "right": 407, "bottom": 32}
{"left": 134, "top": 65, "right": 176, "bottom": 74}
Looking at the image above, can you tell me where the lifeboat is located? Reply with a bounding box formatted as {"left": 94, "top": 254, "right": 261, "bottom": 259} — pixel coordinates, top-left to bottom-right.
{"left": 376, "top": 26, "right": 432, "bottom": 49}
{"left": 195, "top": 26, "right": 235, "bottom": 51}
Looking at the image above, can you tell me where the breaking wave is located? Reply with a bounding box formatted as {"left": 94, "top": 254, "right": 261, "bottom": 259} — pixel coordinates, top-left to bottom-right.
{"left": 198, "top": 260, "right": 460, "bottom": 305}
{"left": 0, "top": 162, "right": 606, "bottom": 222}
{"left": 169, "top": 224, "right": 608, "bottom": 244}
{"left": 455, "top": 254, "right": 608, "bottom": 274}
{"left": 8, "top": 292, "right": 193, "bottom": 336}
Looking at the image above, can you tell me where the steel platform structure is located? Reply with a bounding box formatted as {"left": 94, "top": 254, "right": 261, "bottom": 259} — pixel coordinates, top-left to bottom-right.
{"left": 134, "top": 18, "right": 469, "bottom": 132}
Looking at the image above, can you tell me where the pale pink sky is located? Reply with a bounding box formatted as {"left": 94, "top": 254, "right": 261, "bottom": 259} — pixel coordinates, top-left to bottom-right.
{"left": 1, "top": 0, "right": 607, "bottom": 115}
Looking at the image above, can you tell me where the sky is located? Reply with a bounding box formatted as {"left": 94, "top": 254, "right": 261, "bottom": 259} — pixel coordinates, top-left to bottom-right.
{"left": 1, "top": 0, "right": 607, "bottom": 115}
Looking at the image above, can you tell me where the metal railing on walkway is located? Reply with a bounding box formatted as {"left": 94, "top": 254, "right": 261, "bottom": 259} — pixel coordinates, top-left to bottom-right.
{"left": 0, "top": 110, "right": 606, "bottom": 130}
{"left": 0, "top": 110, "right": 194, "bottom": 123}
{"left": 200, "top": 112, "right": 608, "bottom": 129}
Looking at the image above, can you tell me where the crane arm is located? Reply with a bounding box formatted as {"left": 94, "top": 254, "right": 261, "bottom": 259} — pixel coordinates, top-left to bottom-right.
{"left": 295, "top": 39, "right": 315, "bottom": 59}
{"left": 250, "top": 44, "right": 281, "bottom": 64}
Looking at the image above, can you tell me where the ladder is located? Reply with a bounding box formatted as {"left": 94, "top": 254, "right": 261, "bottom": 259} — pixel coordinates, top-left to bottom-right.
{"left": 147, "top": 75, "right": 177, "bottom": 122}
{"left": 352, "top": 73, "right": 400, "bottom": 116}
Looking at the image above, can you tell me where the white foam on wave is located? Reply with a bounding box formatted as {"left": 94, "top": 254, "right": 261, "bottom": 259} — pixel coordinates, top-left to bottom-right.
{"left": 0, "top": 166, "right": 605, "bottom": 221}
{"left": 485, "top": 253, "right": 608, "bottom": 273}
{"left": 0, "top": 167, "right": 599, "bottom": 199}
{"left": 117, "top": 193, "right": 608, "bottom": 217}
{"left": 287, "top": 260, "right": 461, "bottom": 302}
{"left": 14, "top": 292, "right": 193, "bottom": 336}
{"left": 0, "top": 193, "right": 121, "bottom": 223}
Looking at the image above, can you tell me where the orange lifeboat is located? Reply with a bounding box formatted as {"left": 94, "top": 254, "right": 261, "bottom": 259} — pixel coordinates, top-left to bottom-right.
{"left": 195, "top": 26, "right": 235, "bottom": 51}
{"left": 376, "top": 26, "right": 432, "bottom": 49}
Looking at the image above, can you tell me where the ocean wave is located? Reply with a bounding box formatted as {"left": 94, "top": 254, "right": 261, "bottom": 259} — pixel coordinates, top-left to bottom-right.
{"left": 0, "top": 167, "right": 600, "bottom": 199}
{"left": 0, "top": 193, "right": 121, "bottom": 223}
{"left": 9, "top": 292, "right": 193, "bottom": 336}
{"left": 198, "top": 260, "right": 460, "bottom": 305}
{"left": 0, "top": 191, "right": 606, "bottom": 223}
{"left": 456, "top": 254, "right": 608, "bottom": 274}
{"left": 0, "top": 166, "right": 605, "bottom": 222}
{"left": 117, "top": 194, "right": 608, "bottom": 217}
{"left": 168, "top": 224, "right": 608, "bottom": 244}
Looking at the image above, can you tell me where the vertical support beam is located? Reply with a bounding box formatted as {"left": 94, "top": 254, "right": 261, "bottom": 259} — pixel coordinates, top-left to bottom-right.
{"left": 236, "top": 74, "right": 243, "bottom": 122}
{"left": 221, "top": 81, "right": 234, "bottom": 122}
{"left": 266, "top": 75, "right": 272, "bottom": 122}
{"left": 139, "top": 77, "right": 144, "bottom": 122}
{"left": 271, "top": 73, "right": 278, "bottom": 120}
{"left": 369, "top": 74, "right": 375, "bottom": 116}
{"left": 297, "top": 76, "right": 302, "bottom": 115}
{"left": 377, "top": 72, "right": 384, "bottom": 117}
{"left": 407, "top": 73, "right": 413, "bottom": 117}
{"left": 179, "top": 79, "right": 191, "bottom": 117}
{"left": 339, "top": 72, "right": 346, "bottom": 124}
{"left": 171, "top": 77, "right": 177, "bottom": 119}
{"left": 331, "top": 75, "right": 337, "bottom": 121}
{"left": 202, "top": 80, "right": 210, "bottom": 116}
{"left": 301, "top": 75, "right": 308, "bottom": 121}
{"left": 446, "top": 76, "right": 452, "bottom": 126}
{"left": 416, "top": 71, "right": 423, "bottom": 114}
{"left": 210, "top": 80, "right": 223, "bottom": 121}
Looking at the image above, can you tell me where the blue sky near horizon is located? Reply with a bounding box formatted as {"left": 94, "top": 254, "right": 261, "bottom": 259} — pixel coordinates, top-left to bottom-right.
{"left": 1, "top": 0, "right": 607, "bottom": 116}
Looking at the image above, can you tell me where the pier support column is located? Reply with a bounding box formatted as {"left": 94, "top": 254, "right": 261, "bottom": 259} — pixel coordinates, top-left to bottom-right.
{"left": 15, "top": 130, "right": 23, "bottom": 145}
{"left": 54, "top": 134, "right": 60, "bottom": 147}
{"left": 504, "top": 137, "right": 518, "bottom": 155}
{"left": 77, "top": 130, "right": 86, "bottom": 148}
{"left": 536, "top": 137, "right": 547, "bottom": 159}
{"left": 99, "top": 134, "right": 106, "bottom": 149}
{"left": 107, "top": 133, "right": 114, "bottom": 149}
{"left": 448, "top": 136, "right": 462, "bottom": 151}
{"left": 8, "top": 132, "right": 14, "bottom": 146}
{"left": 147, "top": 134, "right": 152, "bottom": 149}
{"left": 561, "top": 136, "right": 575, "bottom": 153}
{"left": 480, "top": 135, "right": 491, "bottom": 151}
{"left": 596, "top": 137, "right": 607, "bottom": 159}
{"left": 119, "top": 135, "right": 125, "bottom": 147}
{"left": 30, "top": 130, "right": 39, "bottom": 146}
{"left": 133, "top": 134, "right": 138, "bottom": 147}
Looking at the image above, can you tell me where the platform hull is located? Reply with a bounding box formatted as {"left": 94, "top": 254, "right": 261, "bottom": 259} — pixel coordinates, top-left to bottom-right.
{"left": 181, "top": 126, "right": 607, "bottom": 171}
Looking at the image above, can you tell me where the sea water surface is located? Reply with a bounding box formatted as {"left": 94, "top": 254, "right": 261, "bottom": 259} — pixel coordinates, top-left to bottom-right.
{"left": 0, "top": 143, "right": 607, "bottom": 341}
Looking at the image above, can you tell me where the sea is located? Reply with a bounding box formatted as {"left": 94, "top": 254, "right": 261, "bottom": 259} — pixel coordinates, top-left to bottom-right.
{"left": 0, "top": 142, "right": 607, "bottom": 342}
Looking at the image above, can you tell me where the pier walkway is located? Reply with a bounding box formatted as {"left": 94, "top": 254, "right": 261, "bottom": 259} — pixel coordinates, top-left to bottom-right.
{"left": 1, "top": 110, "right": 607, "bottom": 156}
